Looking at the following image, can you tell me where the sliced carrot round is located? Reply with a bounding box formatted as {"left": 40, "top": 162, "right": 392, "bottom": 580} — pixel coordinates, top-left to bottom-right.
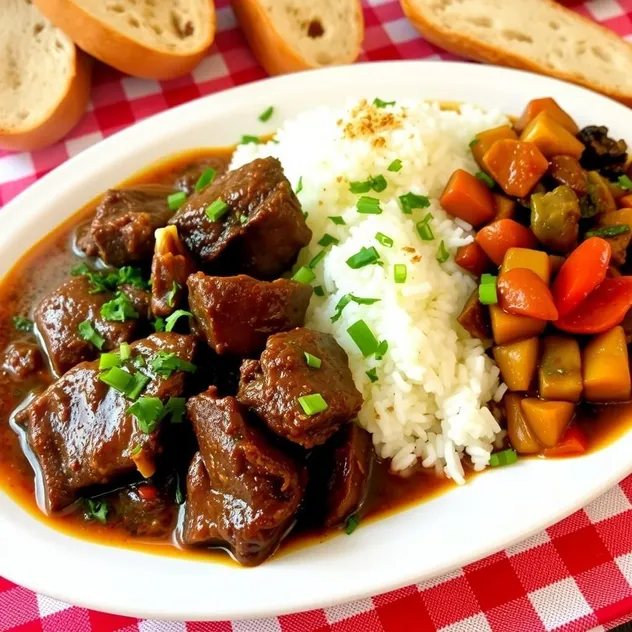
{"left": 475, "top": 219, "right": 538, "bottom": 266}
{"left": 498, "top": 268, "right": 558, "bottom": 320}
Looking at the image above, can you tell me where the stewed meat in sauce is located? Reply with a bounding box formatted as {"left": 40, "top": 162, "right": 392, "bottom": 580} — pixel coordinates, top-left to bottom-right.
{"left": 182, "top": 387, "right": 305, "bottom": 565}
{"left": 187, "top": 273, "right": 312, "bottom": 356}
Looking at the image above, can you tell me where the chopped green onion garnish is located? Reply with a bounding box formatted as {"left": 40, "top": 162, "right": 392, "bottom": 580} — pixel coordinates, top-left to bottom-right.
{"left": 12, "top": 316, "right": 33, "bottom": 332}
{"left": 618, "top": 174, "right": 632, "bottom": 191}
{"left": 331, "top": 294, "right": 381, "bottom": 323}
{"left": 150, "top": 351, "right": 196, "bottom": 378}
{"left": 329, "top": 216, "right": 346, "bottom": 225}
{"left": 347, "top": 319, "right": 380, "bottom": 357}
{"left": 366, "top": 368, "right": 378, "bottom": 383}
{"left": 436, "top": 240, "right": 450, "bottom": 263}
{"left": 469, "top": 137, "right": 480, "bottom": 148}
{"left": 297, "top": 393, "right": 328, "bottom": 416}
{"left": 313, "top": 285, "right": 325, "bottom": 297}
{"left": 163, "top": 397, "right": 186, "bottom": 424}
{"left": 399, "top": 192, "right": 431, "bottom": 215}
{"left": 476, "top": 171, "right": 495, "bottom": 188}
{"left": 99, "top": 366, "right": 133, "bottom": 393}
{"left": 370, "top": 175, "right": 387, "bottom": 193}
{"left": 375, "top": 340, "right": 388, "bottom": 360}
{"left": 195, "top": 167, "right": 216, "bottom": 192}
{"left": 101, "top": 292, "right": 139, "bottom": 322}
{"left": 349, "top": 179, "right": 372, "bottom": 194}
{"left": 165, "top": 310, "right": 193, "bottom": 332}
{"left": 152, "top": 318, "right": 166, "bottom": 332}
{"left": 318, "top": 234, "right": 339, "bottom": 248}
{"left": 167, "top": 281, "right": 180, "bottom": 308}
{"left": 119, "top": 343, "right": 131, "bottom": 362}
{"left": 585, "top": 224, "right": 630, "bottom": 238}
{"left": 296, "top": 176, "right": 303, "bottom": 194}
{"left": 292, "top": 266, "right": 316, "bottom": 284}
{"left": 133, "top": 355, "right": 146, "bottom": 368}
{"left": 127, "top": 397, "right": 164, "bottom": 434}
{"left": 205, "top": 199, "right": 229, "bottom": 221}
{"left": 346, "top": 246, "right": 380, "bottom": 269}
{"left": 357, "top": 196, "right": 383, "bottom": 214}
{"left": 394, "top": 264, "right": 407, "bottom": 283}
{"left": 373, "top": 98, "right": 395, "bottom": 108}
{"left": 258, "top": 106, "right": 274, "bottom": 122}
{"left": 167, "top": 191, "right": 187, "bottom": 211}
{"left": 309, "top": 250, "right": 327, "bottom": 269}
{"left": 130, "top": 444, "right": 143, "bottom": 456}
{"left": 489, "top": 449, "right": 518, "bottom": 467}
{"left": 125, "top": 372, "right": 150, "bottom": 400}
{"left": 478, "top": 278, "right": 498, "bottom": 305}
{"left": 85, "top": 498, "right": 108, "bottom": 524}
{"left": 345, "top": 514, "right": 360, "bottom": 534}
{"left": 239, "top": 214, "right": 248, "bottom": 225}
{"left": 387, "top": 159, "right": 402, "bottom": 173}
{"left": 99, "top": 353, "right": 121, "bottom": 370}
{"left": 416, "top": 220, "right": 435, "bottom": 241}
{"left": 481, "top": 273, "right": 497, "bottom": 285}
{"left": 240, "top": 135, "right": 260, "bottom": 145}
{"left": 78, "top": 320, "right": 105, "bottom": 350}
{"left": 375, "top": 232, "right": 393, "bottom": 248}
{"left": 71, "top": 263, "right": 90, "bottom": 277}
{"left": 304, "top": 352, "right": 322, "bottom": 369}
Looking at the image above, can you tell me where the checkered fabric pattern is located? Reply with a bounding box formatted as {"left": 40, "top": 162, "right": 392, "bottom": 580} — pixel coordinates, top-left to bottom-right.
{"left": 2, "top": 0, "right": 632, "bottom": 630}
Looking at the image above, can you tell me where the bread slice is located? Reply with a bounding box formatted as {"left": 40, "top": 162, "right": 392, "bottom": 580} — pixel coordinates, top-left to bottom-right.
{"left": 400, "top": 0, "right": 632, "bottom": 106}
{"left": 233, "top": 0, "right": 364, "bottom": 75}
{"left": 34, "top": 0, "right": 216, "bottom": 80}
{"left": 0, "top": 0, "right": 91, "bottom": 152}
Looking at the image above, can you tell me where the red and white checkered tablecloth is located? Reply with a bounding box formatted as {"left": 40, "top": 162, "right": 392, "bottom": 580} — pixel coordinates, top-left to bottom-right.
{"left": 2, "top": 1, "right": 632, "bottom": 630}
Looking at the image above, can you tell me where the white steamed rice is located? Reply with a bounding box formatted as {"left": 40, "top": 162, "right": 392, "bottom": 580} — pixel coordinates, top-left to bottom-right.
{"left": 231, "top": 99, "right": 509, "bottom": 484}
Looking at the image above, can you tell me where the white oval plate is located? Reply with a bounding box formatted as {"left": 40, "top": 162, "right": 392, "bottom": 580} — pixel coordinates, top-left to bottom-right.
{"left": 2, "top": 61, "right": 632, "bottom": 621}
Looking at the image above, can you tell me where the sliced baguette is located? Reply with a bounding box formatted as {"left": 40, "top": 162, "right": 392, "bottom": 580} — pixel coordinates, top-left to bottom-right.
{"left": 34, "top": 0, "right": 216, "bottom": 80}
{"left": 233, "top": 0, "right": 364, "bottom": 75}
{"left": 400, "top": 0, "right": 632, "bottom": 106}
{"left": 0, "top": 0, "right": 91, "bottom": 152}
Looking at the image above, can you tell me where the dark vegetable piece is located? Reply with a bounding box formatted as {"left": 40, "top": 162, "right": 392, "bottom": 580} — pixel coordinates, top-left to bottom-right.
{"left": 35, "top": 276, "right": 145, "bottom": 376}
{"left": 457, "top": 289, "right": 491, "bottom": 340}
{"left": 150, "top": 226, "right": 196, "bottom": 317}
{"left": 555, "top": 277, "right": 632, "bottom": 334}
{"left": 577, "top": 126, "right": 628, "bottom": 180}
{"left": 307, "top": 423, "right": 374, "bottom": 528}
{"left": 530, "top": 185, "right": 580, "bottom": 253}
{"left": 547, "top": 156, "right": 588, "bottom": 196}
{"left": 86, "top": 185, "right": 174, "bottom": 267}
{"left": 187, "top": 272, "right": 312, "bottom": 356}
{"left": 181, "top": 387, "right": 305, "bottom": 566}
{"left": 580, "top": 171, "right": 617, "bottom": 219}
{"left": 238, "top": 328, "right": 362, "bottom": 448}
{"left": 169, "top": 157, "right": 311, "bottom": 279}
{"left": 552, "top": 237, "right": 611, "bottom": 317}
{"left": 15, "top": 333, "right": 196, "bottom": 512}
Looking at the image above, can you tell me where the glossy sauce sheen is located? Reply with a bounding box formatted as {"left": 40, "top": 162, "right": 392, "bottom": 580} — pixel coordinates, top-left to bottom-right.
{"left": 1, "top": 148, "right": 631, "bottom": 565}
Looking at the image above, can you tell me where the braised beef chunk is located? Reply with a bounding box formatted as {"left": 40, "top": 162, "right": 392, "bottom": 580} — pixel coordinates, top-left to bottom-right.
{"left": 35, "top": 276, "right": 144, "bottom": 376}
{"left": 182, "top": 387, "right": 305, "bottom": 566}
{"left": 187, "top": 273, "right": 312, "bottom": 356}
{"left": 169, "top": 157, "right": 311, "bottom": 278}
{"left": 86, "top": 185, "right": 174, "bottom": 266}
{"left": 151, "top": 226, "right": 196, "bottom": 317}
{"left": 16, "top": 333, "right": 196, "bottom": 512}
{"left": 119, "top": 284, "right": 152, "bottom": 320}
{"left": 173, "top": 157, "right": 229, "bottom": 196}
{"left": 2, "top": 342, "right": 42, "bottom": 379}
{"left": 75, "top": 221, "right": 98, "bottom": 257}
{"left": 307, "top": 424, "right": 373, "bottom": 527}
{"left": 238, "top": 328, "right": 363, "bottom": 448}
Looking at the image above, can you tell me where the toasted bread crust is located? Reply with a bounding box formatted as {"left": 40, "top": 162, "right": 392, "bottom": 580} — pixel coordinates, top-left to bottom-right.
{"left": 0, "top": 50, "right": 92, "bottom": 152}
{"left": 400, "top": 0, "right": 632, "bottom": 107}
{"left": 233, "top": 0, "right": 364, "bottom": 76}
{"left": 34, "top": 0, "right": 216, "bottom": 80}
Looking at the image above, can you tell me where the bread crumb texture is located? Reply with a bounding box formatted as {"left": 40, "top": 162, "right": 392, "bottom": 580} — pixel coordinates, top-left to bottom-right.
{"left": 262, "top": 0, "right": 360, "bottom": 65}
{"left": 77, "top": 0, "right": 212, "bottom": 52}
{"left": 1, "top": 0, "right": 73, "bottom": 130}
{"left": 427, "top": 0, "right": 632, "bottom": 92}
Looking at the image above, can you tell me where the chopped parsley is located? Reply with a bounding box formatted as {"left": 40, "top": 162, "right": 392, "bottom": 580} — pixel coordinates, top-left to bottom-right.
{"left": 101, "top": 292, "right": 139, "bottom": 322}
{"left": 85, "top": 498, "right": 108, "bottom": 524}
{"left": 387, "top": 159, "right": 402, "bottom": 173}
{"left": 12, "top": 316, "right": 33, "bottom": 332}
{"left": 167, "top": 281, "right": 180, "bottom": 308}
{"left": 149, "top": 351, "right": 196, "bottom": 378}
{"left": 78, "top": 320, "right": 105, "bottom": 350}
{"left": 165, "top": 310, "right": 193, "bottom": 332}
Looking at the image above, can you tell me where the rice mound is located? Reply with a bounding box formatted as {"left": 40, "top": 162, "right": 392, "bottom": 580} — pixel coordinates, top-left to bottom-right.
{"left": 231, "top": 99, "right": 509, "bottom": 483}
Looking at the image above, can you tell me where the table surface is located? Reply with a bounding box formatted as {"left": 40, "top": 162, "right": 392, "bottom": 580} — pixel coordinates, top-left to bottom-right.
{"left": 2, "top": 1, "right": 632, "bottom": 631}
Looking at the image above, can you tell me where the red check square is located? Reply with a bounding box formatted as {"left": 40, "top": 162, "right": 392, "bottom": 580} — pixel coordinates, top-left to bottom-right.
{"left": 553, "top": 525, "right": 612, "bottom": 575}
{"left": 465, "top": 556, "right": 525, "bottom": 611}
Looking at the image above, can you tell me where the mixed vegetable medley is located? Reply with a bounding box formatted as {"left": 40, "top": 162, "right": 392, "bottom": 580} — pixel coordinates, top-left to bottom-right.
{"left": 447, "top": 97, "right": 632, "bottom": 461}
